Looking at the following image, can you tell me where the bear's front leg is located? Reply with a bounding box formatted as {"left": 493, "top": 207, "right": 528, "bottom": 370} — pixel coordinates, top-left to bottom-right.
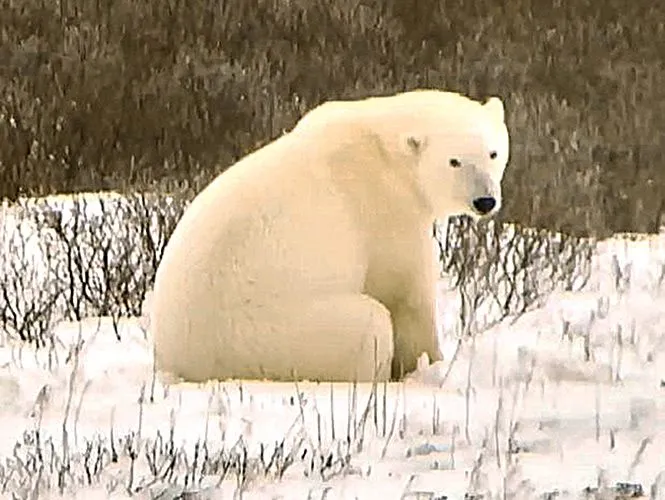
{"left": 389, "top": 298, "right": 441, "bottom": 380}
{"left": 376, "top": 230, "right": 442, "bottom": 380}
{"left": 389, "top": 241, "right": 442, "bottom": 379}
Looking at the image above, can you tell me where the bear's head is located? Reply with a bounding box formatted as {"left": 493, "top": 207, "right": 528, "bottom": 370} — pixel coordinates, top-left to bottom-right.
{"left": 402, "top": 93, "right": 510, "bottom": 222}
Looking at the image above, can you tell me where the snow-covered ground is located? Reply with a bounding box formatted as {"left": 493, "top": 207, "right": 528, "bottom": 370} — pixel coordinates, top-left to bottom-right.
{"left": 1, "top": 193, "right": 664, "bottom": 499}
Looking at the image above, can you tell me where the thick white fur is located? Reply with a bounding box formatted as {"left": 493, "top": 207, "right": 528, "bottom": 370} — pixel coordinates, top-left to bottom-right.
{"left": 151, "top": 90, "right": 510, "bottom": 383}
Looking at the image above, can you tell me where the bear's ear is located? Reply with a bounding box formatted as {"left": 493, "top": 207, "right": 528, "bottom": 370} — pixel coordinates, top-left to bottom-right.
{"left": 484, "top": 97, "right": 505, "bottom": 123}
{"left": 404, "top": 134, "right": 427, "bottom": 155}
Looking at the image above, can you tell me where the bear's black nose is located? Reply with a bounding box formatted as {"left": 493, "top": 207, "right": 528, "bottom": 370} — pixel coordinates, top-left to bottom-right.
{"left": 472, "top": 196, "right": 496, "bottom": 215}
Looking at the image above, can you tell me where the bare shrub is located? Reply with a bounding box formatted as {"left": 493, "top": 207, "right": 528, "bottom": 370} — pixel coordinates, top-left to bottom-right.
{"left": 437, "top": 216, "right": 595, "bottom": 336}
{"left": 0, "top": 190, "right": 191, "bottom": 345}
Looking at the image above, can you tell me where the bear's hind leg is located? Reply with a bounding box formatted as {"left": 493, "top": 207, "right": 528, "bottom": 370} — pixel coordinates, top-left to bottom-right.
{"left": 155, "top": 293, "right": 395, "bottom": 383}
{"left": 242, "top": 293, "right": 395, "bottom": 382}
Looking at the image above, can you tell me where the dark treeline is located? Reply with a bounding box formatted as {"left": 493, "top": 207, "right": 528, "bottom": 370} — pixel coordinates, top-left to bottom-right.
{"left": 1, "top": 0, "right": 664, "bottom": 237}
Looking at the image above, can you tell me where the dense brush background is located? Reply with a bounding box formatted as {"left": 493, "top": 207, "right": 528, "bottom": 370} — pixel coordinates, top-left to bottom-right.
{"left": 1, "top": 0, "right": 664, "bottom": 237}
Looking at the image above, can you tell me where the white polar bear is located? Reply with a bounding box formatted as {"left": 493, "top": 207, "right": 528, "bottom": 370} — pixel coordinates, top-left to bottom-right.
{"left": 150, "top": 89, "right": 510, "bottom": 383}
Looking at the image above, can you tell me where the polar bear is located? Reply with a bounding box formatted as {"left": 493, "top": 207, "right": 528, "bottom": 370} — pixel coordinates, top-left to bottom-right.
{"left": 150, "top": 89, "right": 510, "bottom": 383}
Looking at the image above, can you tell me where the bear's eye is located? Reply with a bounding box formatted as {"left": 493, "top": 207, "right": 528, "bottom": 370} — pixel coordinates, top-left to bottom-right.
{"left": 489, "top": 151, "right": 498, "bottom": 160}
{"left": 449, "top": 158, "right": 461, "bottom": 168}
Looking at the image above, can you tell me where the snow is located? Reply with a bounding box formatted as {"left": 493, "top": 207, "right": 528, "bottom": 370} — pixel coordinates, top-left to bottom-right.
{"left": 1, "top": 193, "right": 664, "bottom": 499}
